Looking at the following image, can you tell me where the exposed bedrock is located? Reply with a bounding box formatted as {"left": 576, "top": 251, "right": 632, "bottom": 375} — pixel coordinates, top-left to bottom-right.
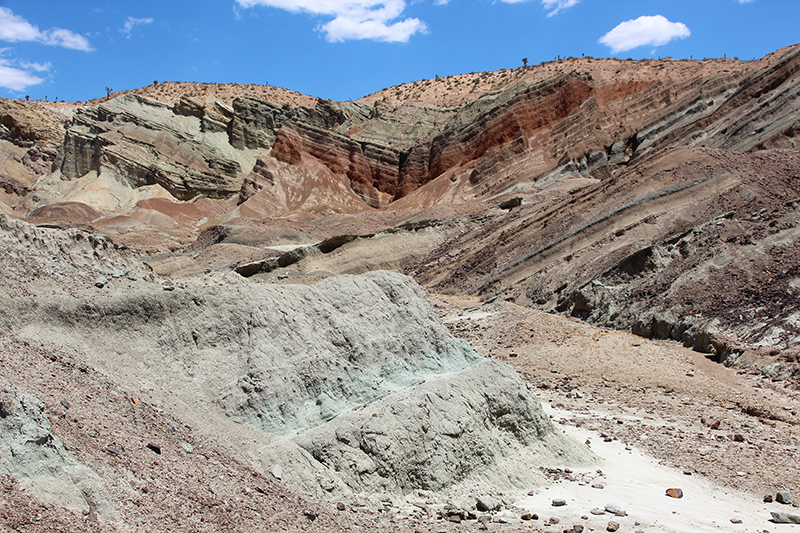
{"left": 0, "top": 384, "right": 118, "bottom": 521}
{"left": 270, "top": 120, "right": 399, "bottom": 207}
{"left": 61, "top": 94, "right": 246, "bottom": 200}
{"left": 0, "top": 270, "right": 592, "bottom": 499}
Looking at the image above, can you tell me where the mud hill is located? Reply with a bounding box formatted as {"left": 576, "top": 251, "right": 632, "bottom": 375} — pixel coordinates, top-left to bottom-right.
{"left": 1, "top": 45, "right": 800, "bottom": 532}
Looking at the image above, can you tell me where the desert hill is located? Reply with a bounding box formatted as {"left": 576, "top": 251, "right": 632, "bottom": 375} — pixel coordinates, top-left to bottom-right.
{"left": 3, "top": 44, "right": 799, "bottom": 360}
{"left": 1, "top": 44, "right": 800, "bottom": 531}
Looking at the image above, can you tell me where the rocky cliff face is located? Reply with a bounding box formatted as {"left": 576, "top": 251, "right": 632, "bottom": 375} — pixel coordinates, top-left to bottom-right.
{"left": 1, "top": 45, "right": 799, "bottom": 362}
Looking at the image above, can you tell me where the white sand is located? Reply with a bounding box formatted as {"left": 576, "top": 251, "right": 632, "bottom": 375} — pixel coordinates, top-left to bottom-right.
{"left": 508, "top": 403, "right": 789, "bottom": 532}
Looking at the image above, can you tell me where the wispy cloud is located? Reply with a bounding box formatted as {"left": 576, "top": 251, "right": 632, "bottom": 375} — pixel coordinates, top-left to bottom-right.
{"left": 235, "top": 0, "right": 427, "bottom": 43}
{"left": 736, "top": 0, "right": 755, "bottom": 3}
{"left": 17, "top": 60, "right": 52, "bottom": 73}
{"left": 0, "top": 51, "right": 45, "bottom": 91}
{"left": 122, "top": 17, "right": 154, "bottom": 39}
{"left": 0, "top": 7, "right": 93, "bottom": 51}
{"left": 599, "top": 15, "right": 690, "bottom": 54}
{"left": 541, "top": 0, "right": 579, "bottom": 17}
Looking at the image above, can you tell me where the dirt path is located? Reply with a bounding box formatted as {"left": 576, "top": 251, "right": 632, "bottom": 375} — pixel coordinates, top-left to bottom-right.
{"left": 433, "top": 293, "right": 800, "bottom": 513}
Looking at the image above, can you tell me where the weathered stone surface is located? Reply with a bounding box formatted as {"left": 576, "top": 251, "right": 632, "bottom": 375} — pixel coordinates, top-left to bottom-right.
{"left": 270, "top": 120, "right": 398, "bottom": 207}
{"left": 174, "top": 95, "right": 233, "bottom": 133}
{"left": 0, "top": 100, "right": 66, "bottom": 147}
{"left": 0, "top": 268, "right": 593, "bottom": 500}
{"left": 229, "top": 96, "right": 287, "bottom": 150}
{"left": 0, "top": 384, "right": 117, "bottom": 521}
{"left": 772, "top": 511, "right": 800, "bottom": 524}
{"left": 61, "top": 94, "right": 247, "bottom": 200}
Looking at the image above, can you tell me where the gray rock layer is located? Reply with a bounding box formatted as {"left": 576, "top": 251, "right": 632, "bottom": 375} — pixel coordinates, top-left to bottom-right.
{"left": 0, "top": 269, "right": 593, "bottom": 499}
{"left": 0, "top": 385, "right": 117, "bottom": 521}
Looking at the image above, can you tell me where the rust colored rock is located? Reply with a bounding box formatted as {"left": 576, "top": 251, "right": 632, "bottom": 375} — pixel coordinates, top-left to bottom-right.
{"left": 270, "top": 121, "right": 398, "bottom": 207}
{"left": 666, "top": 488, "right": 684, "bottom": 499}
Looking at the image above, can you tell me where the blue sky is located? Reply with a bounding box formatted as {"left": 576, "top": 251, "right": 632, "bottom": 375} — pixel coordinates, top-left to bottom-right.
{"left": 1, "top": 0, "right": 798, "bottom": 103}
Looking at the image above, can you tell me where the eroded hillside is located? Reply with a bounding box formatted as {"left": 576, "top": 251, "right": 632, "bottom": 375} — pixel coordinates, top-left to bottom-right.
{"left": 2, "top": 45, "right": 800, "bottom": 371}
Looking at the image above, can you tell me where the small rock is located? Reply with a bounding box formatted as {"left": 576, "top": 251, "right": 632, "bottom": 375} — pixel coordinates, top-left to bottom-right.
{"left": 765, "top": 495, "right": 774, "bottom": 503}
{"left": 180, "top": 442, "right": 194, "bottom": 454}
{"left": 552, "top": 499, "right": 567, "bottom": 507}
{"left": 448, "top": 515, "right": 461, "bottom": 523}
{"left": 162, "top": 284, "right": 175, "bottom": 291}
{"left": 772, "top": 511, "right": 800, "bottom": 524}
{"left": 146, "top": 442, "right": 161, "bottom": 455}
{"left": 730, "top": 518, "right": 742, "bottom": 524}
{"left": 591, "top": 508, "right": 605, "bottom": 515}
{"left": 271, "top": 464, "right": 283, "bottom": 480}
{"left": 686, "top": 370, "right": 695, "bottom": 377}
{"left": 549, "top": 516, "right": 560, "bottom": 524}
{"left": 604, "top": 504, "right": 622, "bottom": 514}
{"left": 125, "top": 270, "right": 142, "bottom": 281}
{"left": 105, "top": 446, "right": 121, "bottom": 456}
{"left": 94, "top": 276, "right": 108, "bottom": 288}
{"left": 574, "top": 525, "right": 585, "bottom": 533}
{"left": 709, "top": 420, "right": 721, "bottom": 430}
{"left": 336, "top": 502, "right": 346, "bottom": 511}
{"left": 476, "top": 495, "right": 501, "bottom": 512}
{"left": 60, "top": 399, "right": 70, "bottom": 409}
{"left": 520, "top": 513, "right": 532, "bottom": 520}
{"left": 592, "top": 482, "right": 606, "bottom": 489}
{"left": 777, "top": 491, "right": 792, "bottom": 504}
{"left": 0, "top": 394, "right": 14, "bottom": 418}
{"left": 666, "top": 488, "right": 684, "bottom": 499}
{"left": 732, "top": 434, "right": 745, "bottom": 442}
{"left": 683, "top": 470, "right": 692, "bottom": 476}
{"left": 607, "top": 520, "right": 620, "bottom": 532}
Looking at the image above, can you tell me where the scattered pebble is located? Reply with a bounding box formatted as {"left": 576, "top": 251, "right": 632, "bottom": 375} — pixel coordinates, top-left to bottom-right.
{"left": 60, "top": 399, "right": 70, "bottom": 409}
{"left": 666, "top": 488, "right": 684, "bottom": 499}
{"left": 765, "top": 495, "right": 774, "bottom": 503}
{"left": 777, "top": 491, "right": 793, "bottom": 505}
{"left": 336, "top": 502, "right": 346, "bottom": 511}
{"left": 146, "top": 442, "right": 161, "bottom": 455}
{"left": 552, "top": 499, "right": 567, "bottom": 506}
{"left": 607, "top": 520, "right": 620, "bottom": 532}
{"left": 731, "top": 517, "right": 743, "bottom": 524}
{"left": 104, "top": 446, "right": 121, "bottom": 456}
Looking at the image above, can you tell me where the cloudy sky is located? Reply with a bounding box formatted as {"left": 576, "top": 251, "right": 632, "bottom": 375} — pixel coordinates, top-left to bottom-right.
{"left": 1, "top": 0, "right": 797, "bottom": 102}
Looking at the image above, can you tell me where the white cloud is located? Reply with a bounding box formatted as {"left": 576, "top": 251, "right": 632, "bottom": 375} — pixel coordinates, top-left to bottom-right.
{"left": 235, "top": 0, "right": 426, "bottom": 42}
{"left": 0, "top": 52, "right": 45, "bottom": 91}
{"left": 737, "top": 0, "right": 755, "bottom": 3}
{"left": 541, "top": 0, "right": 579, "bottom": 17}
{"left": 122, "top": 17, "right": 154, "bottom": 39}
{"left": 599, "top": 15, "right": 690, "bottom": 54}
{"left": 17, "top": 60, "right": 52, "bottom": 72}
{"left": 0, "top": 7, "right": 93, "bottom": 51}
